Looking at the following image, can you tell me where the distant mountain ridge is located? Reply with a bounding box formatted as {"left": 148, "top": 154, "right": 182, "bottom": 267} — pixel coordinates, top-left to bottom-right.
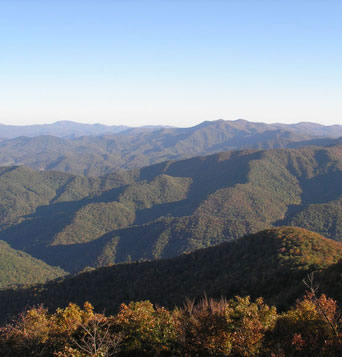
{"left": 0, "top": 119, "right": 342, "bottom": 175}
{"left": 0, "top": 121, "right": 176, "bottom": 139}
{"left": 1, "top": 119, "right": 342, "bottom": 139}
{"left": 0, "top": 121, "right": 131, "bottom": 138}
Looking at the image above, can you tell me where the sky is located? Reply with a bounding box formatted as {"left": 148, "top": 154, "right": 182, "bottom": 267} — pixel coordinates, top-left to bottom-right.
{"left": 0, "top": 0, "right": 341, "bottom": 127}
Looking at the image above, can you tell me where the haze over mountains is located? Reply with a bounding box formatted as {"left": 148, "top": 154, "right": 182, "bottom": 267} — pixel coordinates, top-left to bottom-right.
{"left": 1, "top": 119, "right": 342, "bottom": 139}
{"left": 3, "top": 0, "right": 342, "bottom": 352}
{"left": 0, "top": 119, "right": 342, "bottom": 176}
{"left": 0, "top": 121, "right": 131, "bottom": 138}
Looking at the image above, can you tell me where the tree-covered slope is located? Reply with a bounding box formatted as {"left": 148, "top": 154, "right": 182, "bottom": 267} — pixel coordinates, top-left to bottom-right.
{"left": 1, "top": 145, "right": 342, "bottom": 273}
{"left": 1, "top": 227, "right": 341, "bottom": 321}
{"left": 0, "top": 165, "right": 137, "bottom": 228}
{"left": 0, "top": 240, "right": 65, "bottom": 289}
{"left": 0, "top": 119, "right": 341, "bottom": 176}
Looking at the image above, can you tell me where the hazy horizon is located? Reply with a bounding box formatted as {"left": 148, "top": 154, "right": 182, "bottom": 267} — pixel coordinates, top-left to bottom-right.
{"left": 1, "top": 117, "right": 342, "bottom": 129}
{"left": 1, "top": 1, "right": 341, "bottom": 127}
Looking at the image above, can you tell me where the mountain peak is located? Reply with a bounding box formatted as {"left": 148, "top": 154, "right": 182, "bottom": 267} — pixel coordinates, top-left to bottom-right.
{"left": 248, "top": 226, "right": 342, "bottom": 269}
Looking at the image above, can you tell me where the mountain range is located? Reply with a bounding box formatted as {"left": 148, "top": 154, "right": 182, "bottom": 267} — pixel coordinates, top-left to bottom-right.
{"left": 1, "top": 119, "right": 342, "bottom": 324}
{"left": 0, "top": 119, "right": 342, "bottom": 176}
{"left": 2, "top": 119, "right": 342, "bottom": 139}
{"left": 0, "top": 144, "right": 342, "bottom": 279}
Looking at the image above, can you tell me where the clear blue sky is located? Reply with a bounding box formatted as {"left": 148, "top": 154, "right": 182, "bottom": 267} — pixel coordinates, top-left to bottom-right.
{"left": 0, "top": 0, "right": 341, "bottom": 127}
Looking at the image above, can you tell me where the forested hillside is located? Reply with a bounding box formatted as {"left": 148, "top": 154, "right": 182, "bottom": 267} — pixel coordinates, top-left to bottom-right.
{"left": 0, "top": 241, "right": 65, "bottom": 288}
{"left": 1, "top": 227, "right": 342, "bottom": 322}
{"left": 1, "top": 145, "right": 342, "bottom": 275}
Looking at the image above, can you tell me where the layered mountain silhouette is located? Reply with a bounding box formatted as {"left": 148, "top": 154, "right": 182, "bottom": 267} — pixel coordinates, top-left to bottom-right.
{"left": 1, "top": 144, "right": 342, "bottom": 275}
{"left": 0, "top": 119, "right": 341, "bottom": 175}
{"left": 1, "top": 227, "right": 342, "bottom": 321}
{"left": 0, "top": 121, "right": 131, "bottom": 138}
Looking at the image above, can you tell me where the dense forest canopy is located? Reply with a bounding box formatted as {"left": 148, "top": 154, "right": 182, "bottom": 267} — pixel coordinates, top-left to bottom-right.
{"left": 1, "top": 227, "right": 342, "bottom": 321}
{"left": 0, "top": 145, "right": 342, "bottom": 278}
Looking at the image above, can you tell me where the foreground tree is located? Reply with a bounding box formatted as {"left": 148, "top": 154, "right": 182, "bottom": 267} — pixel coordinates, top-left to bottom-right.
{"left": 174, "top": 295, "right": 277, "bottom": 356}
{"left": 1, "top": 291, "right": 342, "bottom": 356}
{"left": 268, "top": 291, "right": 342, "bottom": 356}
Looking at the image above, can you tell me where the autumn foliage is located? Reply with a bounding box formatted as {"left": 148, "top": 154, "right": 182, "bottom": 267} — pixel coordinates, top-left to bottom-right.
{"left": 1, "top": 291, "right": 342, "bottom": 356}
